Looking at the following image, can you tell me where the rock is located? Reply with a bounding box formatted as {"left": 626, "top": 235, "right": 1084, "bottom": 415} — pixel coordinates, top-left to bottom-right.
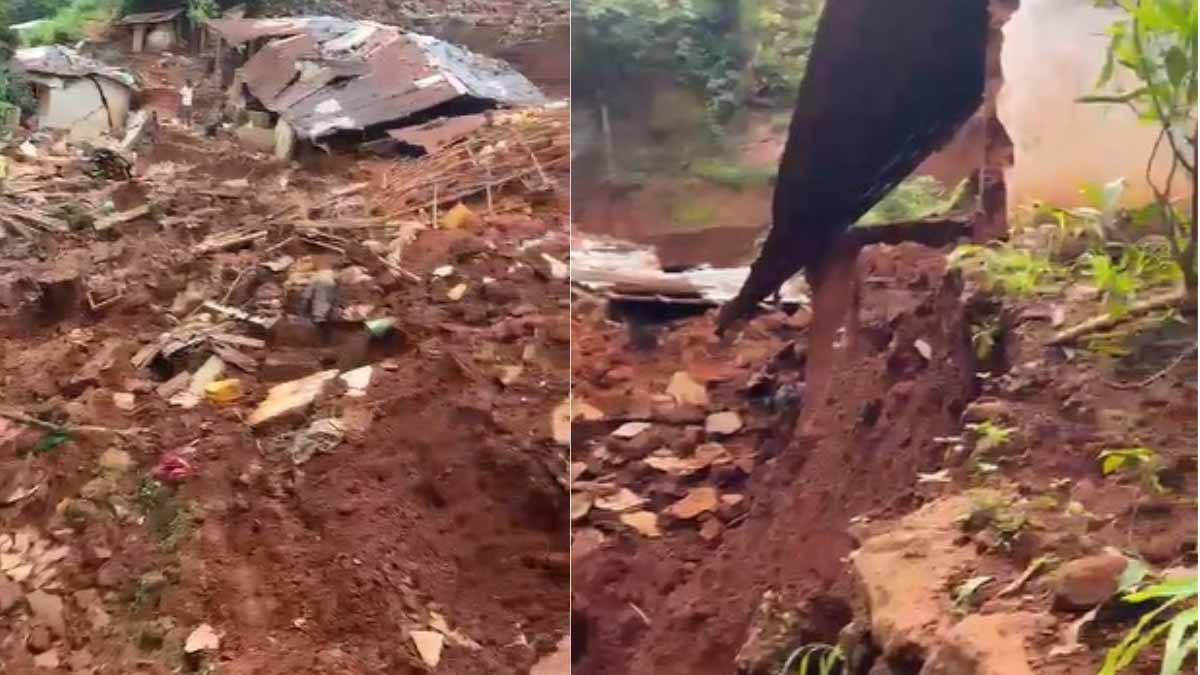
{"left": 33, "top": 649, "right": 59, "bottom": 670}
{"left": 184, "top": 623, "right": 220, "bottom": 654}
{"left": 97, "top": 448, "right": 134, "bottom": 474}
{"left": 1050, "top": 554, "right": 1128, "bottom": 610}
{"left": 112, "top": 392, "right": 135, "bottom": 411}
{"left": 717, "top": 493, "right": 748, "bottom": 522}
{"left": 26, "top": 590, "right": 66, "bottom": 637}
{"left": 920, "top": 612, "right": 1047, "bottom": 675}
{"left": 666, "top": 371, "right": 708, "bottom": 407}
{"left": 95, "top": 560, "right": 127, "bottom": 589}
{"left": 80, "top": 477, "right": 117, "bottom": 501}
{"left": 667, "top": 487, "right": 719, "bottom": 520}
{"left": 705, "top": 411, "right": 744, "bottom": 436}
{"left": 1135, "top": 533, "right": 1180, "bottom": 565}
{"left": 611, "top": 422, "right": 652, "bottom": 439}
{"left": 961, "top": 399, "right": 1014, "bottom": 424}
{"left": 411, "top": 630, "right": 444, "bottom": 667}
{"left": 619, "top": 511, "right": 662, "bottom": 538}
{"left": 27, "top": 625, "right": 53, "bottom": 653}
{"left": 247, "top": 369, "right": 340, "bottom": 426}
{"left": 851, "top": 497, "right": 977, "bottom": 661}
{"left": 0, "top": 577, "right": 22, "bottom": 614}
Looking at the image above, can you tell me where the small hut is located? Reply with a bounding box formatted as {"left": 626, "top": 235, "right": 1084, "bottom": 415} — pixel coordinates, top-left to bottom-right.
{"left": 11, "top": 46, "right": 140, "bottom": 138}
{"left": 118, "top": 8, "right": 185, "bottom": 53}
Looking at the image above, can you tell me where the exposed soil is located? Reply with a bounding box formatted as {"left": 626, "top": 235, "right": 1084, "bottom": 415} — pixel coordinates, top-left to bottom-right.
{"left": 571, "top": 241, "right": 1197, "bottom": 675}
{"left": 0, "top": 45, "right": 568, "bottom": 675}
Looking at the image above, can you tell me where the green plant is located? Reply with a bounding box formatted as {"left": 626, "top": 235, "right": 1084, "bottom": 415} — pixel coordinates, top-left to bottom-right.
{"left": 965, "top": 421, "right": 1016, "bottom": 455}
{"left": 24, "top": 0, "right": 120, "bottom": 46}
{"left": 1099, "top": 446, "right": 1165, "bottom": 493}
{"left": 1082, "top": 0, "right": 1197, "bottom": 304}
{"left": 949, "top": 244, "right": 1066, "bottom": 295}
{"left": 953, "top": 575, "right": 994, "bottom": 614}
{"left": 689, "top": 158, "right": 776, "bottom": 189}
{"left": 970, "top": 318, "right": 1001, "bottom": 361}
{"left": 186, "top": 0, "right": 218, "bottom": 23}
{"left": 1100, "top": 575, "right": 1198, "bottom": 675}
{"left": 779, "top": 643, "right": 843, "bottom": 675}
{"left": 858, "top": 176, "right": 968, "bottom": 225}
{"left": 961, "top": 490, "right": 1028, "bottom": 549}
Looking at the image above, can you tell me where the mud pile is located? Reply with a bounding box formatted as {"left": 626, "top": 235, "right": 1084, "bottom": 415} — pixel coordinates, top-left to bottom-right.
{"left": 0, "top": 67, "right": 570, "bottom": 673}
{"left": 571, "top": 243, "right": 1197, "bottom": 675}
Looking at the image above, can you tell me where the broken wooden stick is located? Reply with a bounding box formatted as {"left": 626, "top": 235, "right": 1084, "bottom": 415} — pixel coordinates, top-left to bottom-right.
{"left": 1047, "top": 289, "right": 1186, "bottom": 345}
{"left": 0, "top": 408, "right": 145, "bottom": 440}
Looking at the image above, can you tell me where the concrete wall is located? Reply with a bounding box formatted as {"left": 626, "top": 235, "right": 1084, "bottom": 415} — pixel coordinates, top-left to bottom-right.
{"left": 998, "top": 0, "right": 1183, "bottom": 209}
{"left": 36, "top": 77, "right": 132, "bottom": 139}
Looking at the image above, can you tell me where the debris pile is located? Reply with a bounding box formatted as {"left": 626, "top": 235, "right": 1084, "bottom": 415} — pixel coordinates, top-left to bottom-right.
{"left": 368, "top": 106, "right": 569, "bottom": 219}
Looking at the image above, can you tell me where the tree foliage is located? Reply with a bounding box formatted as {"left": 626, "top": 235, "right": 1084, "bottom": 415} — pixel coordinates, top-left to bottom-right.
{"left": 1082, "top": 0, "right": 1198, "bottom": 302}
{"left": 572, "top": 0, "right": 823, "bottom": 123}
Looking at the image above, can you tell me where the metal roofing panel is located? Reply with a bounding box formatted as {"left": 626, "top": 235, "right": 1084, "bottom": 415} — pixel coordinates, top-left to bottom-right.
{"left": 239, "top": 34, "right": 317, "bottom": 106}
{"left": 118, "top": 8, "right": 183, "bottom": 25}
{"left": 385, "top": 114, "right": 489, "bottom": 152}
{"left": 12, "top": 46, "right": 140, "bottom": 91}
{"left": 204, "top": 16, "right": 355, "bottom": 46}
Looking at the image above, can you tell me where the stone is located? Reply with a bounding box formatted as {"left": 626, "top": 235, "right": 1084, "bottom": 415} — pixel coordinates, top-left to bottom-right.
{"left": 1050, "top": 554, "right": 1128, "bottom": 611}
{"left": 0, "top": 577, "right": 22, "bottom": 614}
{"left": 26, "top": 590, "right": 66, "bottom": 637}
{"left": 705, "top": 411, "right": 743, "bottom": 436}
{"left": 184, "top": 623, "right": 220, "bottom": 654}
{"left": 247, "top": 370, "right": 340, "bottom": 426}
{"left": 97, "top": 448, "right": 134, "bottom": 474}
{"left": 27, "top": 625, "right": 53, "bottom": 653}
{"left": 667, "top": 487, "right": 719, "bottom": 520}
{"left": 961, "top": 399, "right": 1015, "bottom": 424}
{"left": 95, "top": 560, "right": 127, "bottom": 589}
{"left": 666, "top": 371, "right": 708, "bottom": 407}
{"left": 411, "top": 630, "right": 444, "bottom": 667}
{"left": 33, "top": 650, "right": 59, "bottom": 670}
{"left": 920, "top": 612, "right": 1048, "bottom": 675}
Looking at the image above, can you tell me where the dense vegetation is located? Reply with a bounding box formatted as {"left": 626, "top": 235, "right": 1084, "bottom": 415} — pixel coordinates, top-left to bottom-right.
{"left": 572, "top": 0, "right": 822, "bottom": 123}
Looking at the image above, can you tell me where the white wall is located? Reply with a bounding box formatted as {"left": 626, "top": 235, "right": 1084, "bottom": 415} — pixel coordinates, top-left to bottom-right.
{"left": 999, "top": 0, "right": 1184, "bottom": 209}
{"left": 37, "top": 77, "right": 132, "bottom": 139}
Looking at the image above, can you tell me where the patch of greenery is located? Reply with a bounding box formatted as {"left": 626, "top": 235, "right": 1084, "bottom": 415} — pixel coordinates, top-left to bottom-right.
{"left": 949, "top": 243, "right": 1067, "bottom": 296}
{"left": 1101, "top": 575, "right": 1198, "bottom": 675}
{"left": 965, "top": 421, "right": 1016, "bottom": 456}
{"left": 670, "top": 198, "right": 718, "bottom": 227}
{"left": 23, "top": 0, "right": 120, "bottom": 46}
{"left": 858, "top": 176, "right": 969, "bottom": 226}
{"left": 961, "top": 489, "right": 1028, "bottom": 550}
{"left": 779, "top": 643, "right": 843, "bottom": 675}
{"left": 689, "top": 158, "right": 776, "bottom": 190}
{"left": 136, "top": 477, "right": 195, "bottom": 552}
{"left": 1099, "top": 446, "right": 1166, "bottom": 494}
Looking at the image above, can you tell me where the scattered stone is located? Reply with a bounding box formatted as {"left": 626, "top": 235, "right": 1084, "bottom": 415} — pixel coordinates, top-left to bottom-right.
{"left": 33, "top": 649, "right": 59, "bottom": 670}
{"left": 705, "top": 411, "right": 743, "bottom": 436}
{"left": 112, "top": 392, "right": 136, "bottom": 411}
{"left": 97, "top": 448, "right": 134, "bottom": 474}
{"left": 184, "top": 623, "right": 221, "bottom": 654}
{"left": 922, "top": 612, "right": 1047, "bottom": 675}
{"left": 26, "top": 590, "right": 66, "bottom": 637}
{"left": 411, "top": 630, "right": 445, "bottom": 668}
{"left": 619, "top": 511, "right": 662, "bottom": 538}
{"left": 27, "top": 625, "right": 53, "bottom": 653}
{"left": 570, "top": 493, "right": 592, "bottom": 523}
{"left": 0, "top": 577, "right": 22, "bottom": 614}
{"left": 961, "top": 399, "right": 1014, "bottom": 425}
{"left": 1050, "top": 554, "right": 1128, "bottom": 611}
{"left": 611, "top": 422, "right": 652, "bottom": 439}
{"left": 668, "top": 487, "right": 719, "bottom": 520}
{"left": 593, "top": 488, "right": 646, "bottom": 512}
{"left": 666, "top": 371, "right": 708, "bottom": 407}
{"left": 248, "top": 369, "right": 340, "bottom": 426}
{"left": 699, "top": 517, "right": 723, "bottom": 542}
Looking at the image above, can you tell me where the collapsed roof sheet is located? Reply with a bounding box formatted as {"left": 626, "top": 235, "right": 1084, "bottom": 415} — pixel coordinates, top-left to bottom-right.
{"left": 204, "top": 16, "right": 357, "bottom": 46}
{"left": 11, "top": 46, "right": 140, "bottom": 90}
{"left": 235, "top": 22, "right": 545, "bottom": 139}
{"left": 118, "top": 8, "right": 184, "bottom": 25}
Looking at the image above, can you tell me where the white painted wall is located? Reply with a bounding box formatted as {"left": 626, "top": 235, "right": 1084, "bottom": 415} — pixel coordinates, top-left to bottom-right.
{"left": 999, "top": 0, "right": 1185, "bottom": 209}
{"left": 35, "top": 77, "right": 132, "bottom": 139}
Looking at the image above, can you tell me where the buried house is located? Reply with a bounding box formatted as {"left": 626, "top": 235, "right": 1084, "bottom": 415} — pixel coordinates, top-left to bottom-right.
{"left": 11, "top": 46, "right": 140, "bottom": 138}
{"left": 205, "top": 17, "right": 547, "bottom": 158}
{"left": 117, "top": 8, "right": 186, "bottom": 53}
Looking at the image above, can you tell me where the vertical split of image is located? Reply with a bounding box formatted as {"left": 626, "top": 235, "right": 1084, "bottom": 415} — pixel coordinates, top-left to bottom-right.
{"left": 0, "top": 0, "right": 1197, "bottom": 674}
{"left": 0, "top": 0, "right": 571, "bottom": 674}
{"left": 569, "top": 1, "right": 1198, "bottom": 675}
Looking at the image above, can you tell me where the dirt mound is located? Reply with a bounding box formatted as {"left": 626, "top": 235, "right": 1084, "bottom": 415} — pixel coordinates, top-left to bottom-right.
{"left": 570, "top": 240, "right": 1197, "bottom": 675}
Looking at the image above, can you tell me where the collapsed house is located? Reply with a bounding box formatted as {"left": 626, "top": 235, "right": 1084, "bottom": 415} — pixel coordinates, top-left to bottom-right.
{"left": 203, "top": 17, "right": 547, "bottom": 158}
{"left": 10, "top": 46, "right": 140, "bottom": 138}
{"left": 117, "top": 8, "right": 186, "bottom": 53}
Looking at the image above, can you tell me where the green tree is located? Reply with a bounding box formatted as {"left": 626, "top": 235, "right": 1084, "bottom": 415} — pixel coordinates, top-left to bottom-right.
{"left": 1082, "top": 0, "right": 1198, "bottom": 305}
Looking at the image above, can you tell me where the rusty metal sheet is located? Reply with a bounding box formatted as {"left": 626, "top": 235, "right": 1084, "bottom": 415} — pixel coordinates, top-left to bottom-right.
{"left": 118, "top": 8, "right": 183, "bottom": 25}
{"left": 12, "top": 45, "right": 140, "bottom": 91}
{"left": 204, "top": 17, "right": 354, "bottom": 46}
{"left": 239, "top": 34, "right": 317, "bottom": 107}
{"left": 385, "top": 114, "right": 488, "bottom": 152}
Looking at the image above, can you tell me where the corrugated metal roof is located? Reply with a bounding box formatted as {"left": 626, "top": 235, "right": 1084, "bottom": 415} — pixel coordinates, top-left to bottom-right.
{"left": 232, "top": 21, "right": 545, "bottom": 140}
{"left": 12, "top": 46, "right": 140, "bottom": 91}
{"left": 118, "top": 8, "right": 184, "bottom": 25}
{"left": 386, "top": 114, "right": 489, "bottom": 152}
{"left": 204, "top": 16, "right": 356, "bottom": 46}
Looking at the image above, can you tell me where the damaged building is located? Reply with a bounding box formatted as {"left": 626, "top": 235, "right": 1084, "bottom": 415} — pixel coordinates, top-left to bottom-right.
{"left": 10, "top": 46, "right": 140, "bottom": 139}
{"left": 203, "top": 17, "right": 547, "bottom": 158}
{"left": 117, "top": 8, "right": 186, "bottom": 53}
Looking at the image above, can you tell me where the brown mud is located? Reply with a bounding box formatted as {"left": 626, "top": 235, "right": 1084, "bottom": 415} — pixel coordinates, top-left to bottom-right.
{"left": 571, "top": 243, "right": 1196, "bottom": 675}
{"left": 0, "top": 47, "right": 569, "bottom": 675}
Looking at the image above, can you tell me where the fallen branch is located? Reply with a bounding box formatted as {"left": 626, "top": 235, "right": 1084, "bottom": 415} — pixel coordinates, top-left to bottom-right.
{"left": 0, "top": 408, "right": 145, "bottom": 439}
{"left": 1110, "top": 343, "right": 1197, "bottom": 390}
{"left": 1047, "top": 289, "right": 1186, "bottom": 345}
